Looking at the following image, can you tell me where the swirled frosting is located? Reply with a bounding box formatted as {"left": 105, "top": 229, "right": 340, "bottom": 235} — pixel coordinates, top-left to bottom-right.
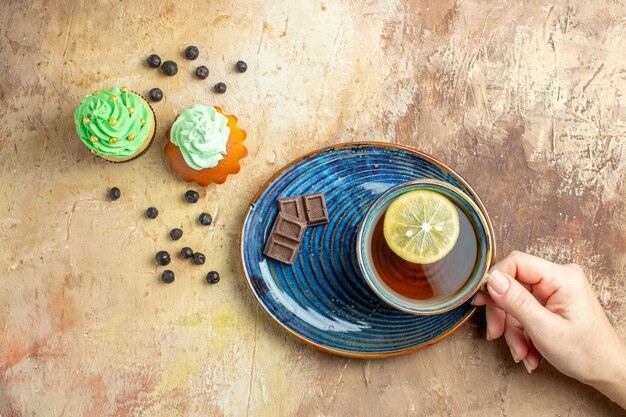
{"left": 170, "top": 104, "right": 230, "bottom": 170}
{"left": 74, "top": 87, "right": 153, "bottom": 158}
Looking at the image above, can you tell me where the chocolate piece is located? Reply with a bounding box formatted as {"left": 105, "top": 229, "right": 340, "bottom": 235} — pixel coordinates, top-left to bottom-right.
{"left": 302, "top": 193, "right": 329, "bottom": 226}
{"left": 264, "top": 194, "right": 328, "bottom": 264}
{"left": 263, "top": 212, "right": 307, "bottom": 264}
{"left": 263, "top": 234, "right": 301, "bottom": 264}
{"left": 278, "top": 196, "right": 306, "bottom": 221}
{"left": 272, "top": 212, "right": 307, "bottom": 243}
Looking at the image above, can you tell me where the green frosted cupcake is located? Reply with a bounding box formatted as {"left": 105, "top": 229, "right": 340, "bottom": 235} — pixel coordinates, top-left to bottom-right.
{"left": 74, "top": 87, "right": 156, "bottom": 162}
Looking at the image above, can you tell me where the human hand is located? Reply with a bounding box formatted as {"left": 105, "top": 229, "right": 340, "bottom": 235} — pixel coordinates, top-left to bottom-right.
{"left": 472, "top": 251, "right": 626, "bottom": 408}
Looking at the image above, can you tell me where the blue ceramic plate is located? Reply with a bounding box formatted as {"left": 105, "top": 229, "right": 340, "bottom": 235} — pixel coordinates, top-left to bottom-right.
{"left": 240, "top": 143, "right": 496, "bottom": 358}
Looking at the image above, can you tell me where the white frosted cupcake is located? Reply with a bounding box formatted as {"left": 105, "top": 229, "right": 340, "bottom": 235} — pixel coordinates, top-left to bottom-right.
{"left": 164, "top": 104, "right": 247, "bottom": 185}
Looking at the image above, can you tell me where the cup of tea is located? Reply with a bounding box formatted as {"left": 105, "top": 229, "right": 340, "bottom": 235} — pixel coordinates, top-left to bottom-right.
{"left": 356, "top": 179, "right": 494, "bottom": 315}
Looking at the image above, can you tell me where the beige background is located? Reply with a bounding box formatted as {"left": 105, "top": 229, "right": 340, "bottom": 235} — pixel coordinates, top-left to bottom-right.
{"left": 1, "top": 0, "right": 625, "bottom": 416}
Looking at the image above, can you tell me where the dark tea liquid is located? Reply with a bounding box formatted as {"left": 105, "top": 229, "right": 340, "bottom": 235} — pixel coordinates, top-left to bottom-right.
{"left": 371, "top": 206, "right": 478, "bottom": 302}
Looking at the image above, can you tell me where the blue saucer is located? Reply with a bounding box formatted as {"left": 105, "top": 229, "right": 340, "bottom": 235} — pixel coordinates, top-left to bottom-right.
{"left": 240, "top": 143, "right": 495, "bottom": 357}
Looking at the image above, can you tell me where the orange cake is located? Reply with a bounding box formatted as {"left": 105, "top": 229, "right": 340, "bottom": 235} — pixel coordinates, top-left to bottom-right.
{"left": 164, "top": 105, "right": 246, "bottom": 185}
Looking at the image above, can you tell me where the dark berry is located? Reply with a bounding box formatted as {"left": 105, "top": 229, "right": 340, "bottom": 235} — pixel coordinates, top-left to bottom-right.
{"left": 155, "top": 250, "right": 171, "bottom": 266}
{"left": 170, "top": 228, "right": 183, "bottom": 240}
{"left": 161, "top": 270, "right": 175, "bottom": 284}
{"left": 109, "top": 187, "right": 121, "bottom": 200}
{"left": 195, "top": 65, "right": 209, "bottom": 79}
{"left": 146, "top": 207, "right": 159, "bottom": 219}
{"left": 192, "top": 252, "right": 206, "bottom": 265}
{"left": 161, "top": 60, "right": 178, "bottom": 76}
{"left": 206, "top": 271, "right": 220, "bottom": 284}
{"left": 199, "top": 212, "right": 212, "bottom": 226}
{"left": 148, "top": 88, "right": 163, "bottom": 102}
{"left": 146, "top": 54, "right": 161, "bottom": 68}
{"left": 184, "top": 190, "right": 199, "bottom": 203}
{"left": 235, "top": 60, "right": 248, "bottom": 73}
{"left": 181, "top": 247, "right": 193, "bottom": 259}
{"left": 213, "top": 82, "right": 227, "bottom": 94}
{"left": 184, "top": 45, "right": 199, "bottom": 60}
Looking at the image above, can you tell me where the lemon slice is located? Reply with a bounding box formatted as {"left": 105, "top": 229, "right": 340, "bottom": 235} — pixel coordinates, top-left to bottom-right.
{"left": 383, "top": 190, "right": 460, "bottom": 264}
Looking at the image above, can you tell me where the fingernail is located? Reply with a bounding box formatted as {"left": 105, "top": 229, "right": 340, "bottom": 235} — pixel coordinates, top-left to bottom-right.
{"left": 510, "top": 347, "right": 520, "bottom": 363}
{"left": 486, "top": 333, "right": 492, "bottom": 341}
{"left": 523, "top": 359, "right": 533, "bottom": 373}
{"left": 488, "top": 269, "right": 510, "bottom": 295}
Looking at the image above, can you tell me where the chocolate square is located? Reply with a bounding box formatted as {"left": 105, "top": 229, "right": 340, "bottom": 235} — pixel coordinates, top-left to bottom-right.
{"left": 302, "top": 193, "right": 329, "bottom": 226}
{"left": 278, "top": 196, "right": 306, "bottom": 221}
{"left": 272, "top": 212, "right": 307, "bottom": 243}
{"left": 263, "top": 234, "right": 301, "bottom": 264}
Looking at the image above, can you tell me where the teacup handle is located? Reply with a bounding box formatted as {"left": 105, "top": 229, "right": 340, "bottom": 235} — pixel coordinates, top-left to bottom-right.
{"left": 478, "top": 272, "right": 490, "bottom": 292}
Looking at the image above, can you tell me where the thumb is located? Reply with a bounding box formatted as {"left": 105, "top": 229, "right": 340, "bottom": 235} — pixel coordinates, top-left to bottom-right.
{"left": 486, "top": 269, "right": 554, "bottom": 330}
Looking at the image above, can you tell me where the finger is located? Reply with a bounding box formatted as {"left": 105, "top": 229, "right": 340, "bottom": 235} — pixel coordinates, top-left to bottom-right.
{"left": 487, "top": 269, "right": 559, "bottom": 333}
{"left": 522, "top": 332, "right": 542, "bottom": 373}
{"left": 471, "top": 291, "right": 492, "bottom": 306}
{"left": 493, "top": 251, "right": 565, "bottom": 300}
{"left": 485, "top": 302, "right": 506, "bottom": 340}
{"left": 503, "top": 315, "right": 529, "bottom": 363}
{"left": 530, "top": 288, "right": 548, "bottom": 306}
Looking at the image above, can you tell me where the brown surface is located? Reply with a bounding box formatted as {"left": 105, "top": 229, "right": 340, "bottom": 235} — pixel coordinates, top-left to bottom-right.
{"left": 1, "top": 0, "right": 625, "bottom": 416}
